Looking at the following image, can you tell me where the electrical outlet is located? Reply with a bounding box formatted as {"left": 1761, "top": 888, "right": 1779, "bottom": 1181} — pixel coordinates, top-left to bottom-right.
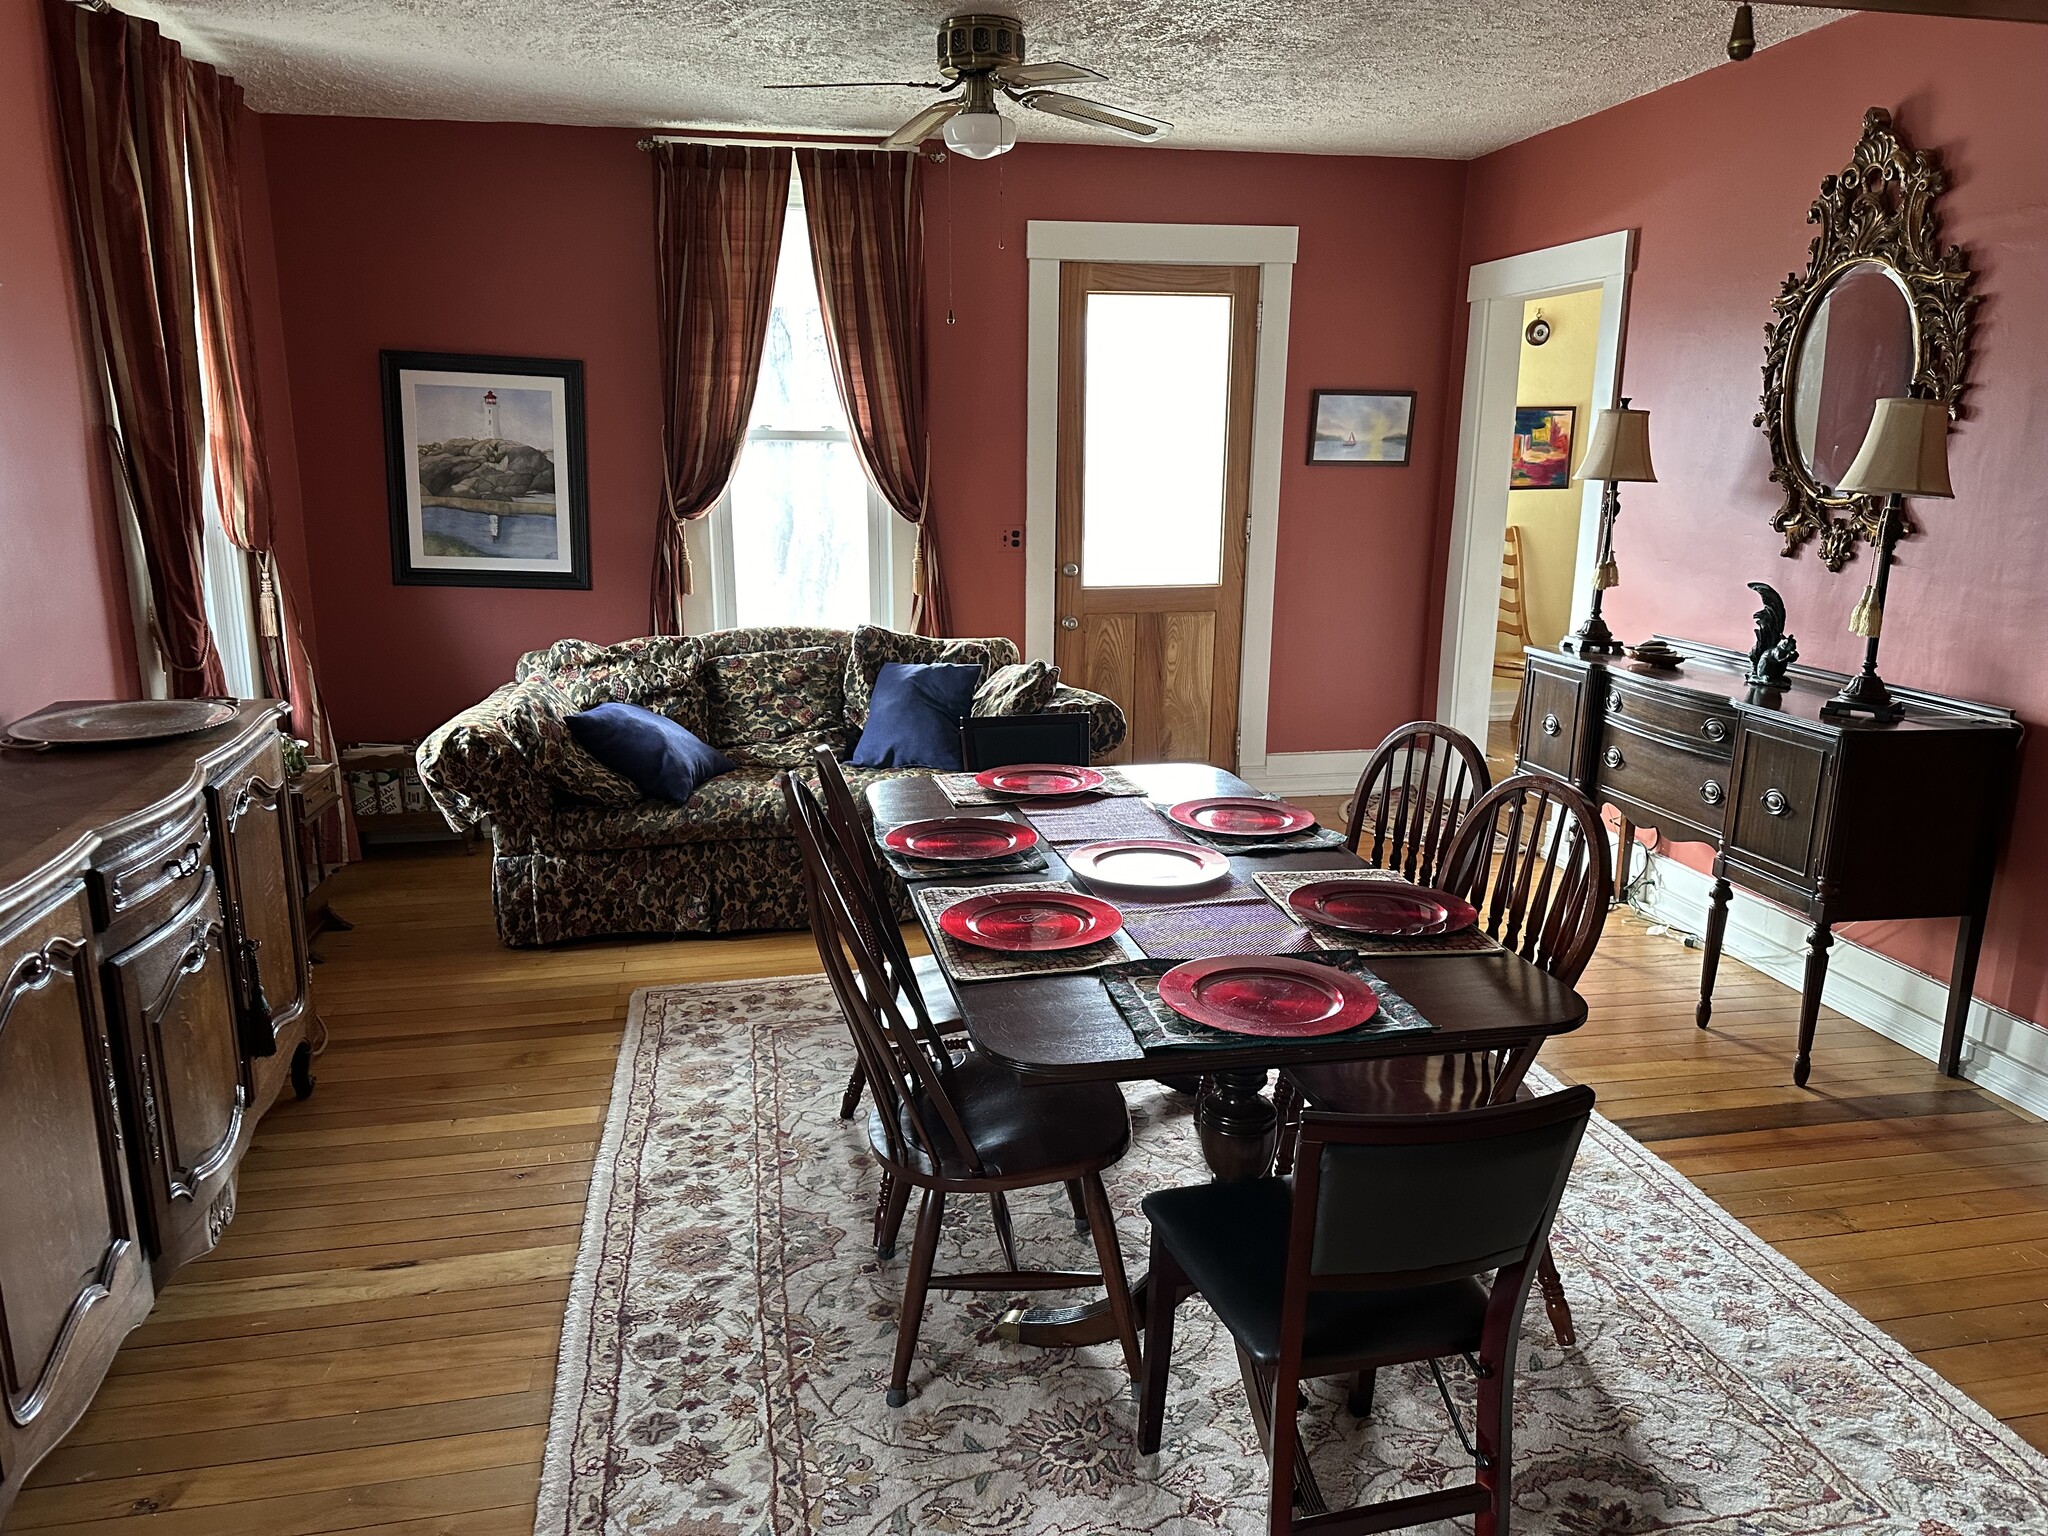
{"left": 999, "top": 527, "right": 1023, "bottom": 550}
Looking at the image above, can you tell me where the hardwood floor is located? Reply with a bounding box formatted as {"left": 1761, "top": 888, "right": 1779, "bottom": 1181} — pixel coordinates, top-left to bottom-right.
{"left": 13, "top": 837, "right": 2048, "bottom": 1532}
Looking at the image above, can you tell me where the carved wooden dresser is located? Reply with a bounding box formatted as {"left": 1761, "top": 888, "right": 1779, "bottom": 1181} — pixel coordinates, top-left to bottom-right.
{"left": 0, "top": 701, "right": 320, "bottom": 1519}
{"left": 1517, "top": 639, "right": 2020, "bottom": 1086}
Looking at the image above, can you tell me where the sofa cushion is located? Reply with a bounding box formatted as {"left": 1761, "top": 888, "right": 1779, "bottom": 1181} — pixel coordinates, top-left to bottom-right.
{"left": 844, "top": 625, "right": 1022, "bottom": 730}
{"left": 515, "top": 635, "right": 710, "bottom": 737}
{"left": 703, "top": 645, "right": 849, "bottom": 766}
{"left": 519, "top": 680, "right": 642, "bottom": 807}
{"left": 548, "top": 764, "right": 924, "bottom": 852}
{"left": 850, "top": 662, "right": 981, "bottom": 770}
{"left": 1047, "top": 682, "right": 1129, "bottom": 759}
{"left": 566, "top": 702, "right": 736, "bottom": 805}
{"left": 972, "top": 659, "right": 1060, "bottom": 717}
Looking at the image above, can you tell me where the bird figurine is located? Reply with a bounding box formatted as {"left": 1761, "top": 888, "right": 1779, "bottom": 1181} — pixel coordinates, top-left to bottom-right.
{"left": 1745, "top": 582, "right": 1799, "bottom": 688}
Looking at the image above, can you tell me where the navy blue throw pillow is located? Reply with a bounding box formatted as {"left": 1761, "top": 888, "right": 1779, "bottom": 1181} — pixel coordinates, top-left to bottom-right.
{"left": 565, "top": 702, "right": 737, "bottom": 805}
{"left": 850, "top": 662, "right": 982, "bottom": 770}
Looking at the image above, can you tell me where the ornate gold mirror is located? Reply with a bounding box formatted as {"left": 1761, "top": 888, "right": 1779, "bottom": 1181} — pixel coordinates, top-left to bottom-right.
{"left": 1757, "top": 108, "right": 1976, "bottom": 570}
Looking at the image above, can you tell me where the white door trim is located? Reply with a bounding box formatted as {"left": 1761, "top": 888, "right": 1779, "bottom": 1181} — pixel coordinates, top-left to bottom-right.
{"left": 1025, "top": 220, "right": 1297, "bottom": 772}
{"left": 1438, "top": 229, "right": 1636, "bottom": 745}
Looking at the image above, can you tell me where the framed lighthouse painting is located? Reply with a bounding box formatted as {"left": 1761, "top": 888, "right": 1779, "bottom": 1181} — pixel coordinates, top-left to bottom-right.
{"left": 380, "top": 351, "right": 590, "bottom": 589}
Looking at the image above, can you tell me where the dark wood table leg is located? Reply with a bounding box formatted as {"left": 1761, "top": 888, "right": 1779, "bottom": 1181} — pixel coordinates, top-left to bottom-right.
{"left": 1614, "top": 817, "right": 1635, "bottom": 903}
{"left": 1696, "top": 876, "right": 1732, "bottom": 1029}
{"left": 1793, "top": 919, "right": 1834, "bottom": 1088}
{"left": 1939, "top": 907, "right": 1987, "bottom": 1078}
{"left": 1195, "top": 1069, "right": 1277, "bottom": 1182}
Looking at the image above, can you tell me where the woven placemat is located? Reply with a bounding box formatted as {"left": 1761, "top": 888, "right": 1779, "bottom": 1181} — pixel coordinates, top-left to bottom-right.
{"left": 1119, "top": 898, "right": 1320, "bottom": 960}
{"left": 880, "top": 845, "right": 1050, "bottom": 881}
{"left": 935, "top": 766, "right": 1147, "bottom": 806}
{"left": 1019, "top": 797, "right": 1183, "bottom": 846}
{"left": 1102, "top": 953, "right": 1435, "bottom": 1051}
{"left": 912, "top": 879, "right": 1143, "bottom": 983}
{"left": 1253, "top": 869, "right": 1506, "bottom": 958}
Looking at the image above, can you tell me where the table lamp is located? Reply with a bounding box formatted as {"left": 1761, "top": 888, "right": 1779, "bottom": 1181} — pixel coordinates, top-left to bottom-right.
{"left": 1820, "top": 396, "right": 1952, "bottom": 723}
{"left": 1564, "top": 400, "right": 1656, "bottom": 656}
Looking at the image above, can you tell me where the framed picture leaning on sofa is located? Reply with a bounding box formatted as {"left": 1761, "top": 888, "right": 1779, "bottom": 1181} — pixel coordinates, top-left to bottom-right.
{"left": 381, "top": 350, "right": 590, "bottom": 589}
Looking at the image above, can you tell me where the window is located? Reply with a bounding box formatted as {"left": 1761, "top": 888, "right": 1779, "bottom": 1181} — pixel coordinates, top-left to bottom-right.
{"left": 706, "top": 178, "right": 900, "bottom": 629}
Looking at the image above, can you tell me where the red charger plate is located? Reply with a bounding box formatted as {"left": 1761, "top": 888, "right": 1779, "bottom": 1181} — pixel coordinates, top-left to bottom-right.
{"left": 1156, "top": 956, "right": 1380, "bottom": 1038}
{"left": 883, "top": 817, "right": 1039, "bottom": 861}
{"left": 1165, "top": 796, "right": 1317, "bottom": 838}
{"left": 974, "top": 763, "right": 1106, "bottom": 798}
{"left": 938, "top": 890, "right": 1125, "bottom": 952}
{"left": 1287, "top": 879, "right": 1478, "bottom": 938}
{"left": 1065, "top": 839, "right": 1230, "bottom": 893}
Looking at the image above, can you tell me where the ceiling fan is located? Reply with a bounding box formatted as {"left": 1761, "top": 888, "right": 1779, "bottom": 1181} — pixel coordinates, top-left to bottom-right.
{"left": 765, "top": 12, "right": 1171, "bottom": 160}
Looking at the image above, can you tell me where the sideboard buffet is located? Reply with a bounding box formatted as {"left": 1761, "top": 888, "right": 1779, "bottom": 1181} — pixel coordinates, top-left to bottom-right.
{"left": 0, "top": 702, "right": 320, "bottom": 1520}
{"left": 1517, "top": 638, "right": 2020, "bottom": 1087}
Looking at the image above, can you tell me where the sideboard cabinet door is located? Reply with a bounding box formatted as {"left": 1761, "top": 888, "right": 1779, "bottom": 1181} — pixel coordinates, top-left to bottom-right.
{"left": 208, "top": 734, "right": 310, "bottom": 1060}
{"left": 104, "top": 871, "right": 249, "bottom": 1277}
{"left": 0, "top": 882, "right": 154, "bottom": 1524}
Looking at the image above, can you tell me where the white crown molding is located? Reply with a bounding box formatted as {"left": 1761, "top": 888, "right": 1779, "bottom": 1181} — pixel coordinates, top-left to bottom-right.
{"left": 1634, "top": 852, "right": 2048, "bottom": 1121}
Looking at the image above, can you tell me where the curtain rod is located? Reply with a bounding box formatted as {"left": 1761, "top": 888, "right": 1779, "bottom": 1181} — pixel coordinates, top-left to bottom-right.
{"left": 637, "top": 133, "right": 941, "bottom": 158}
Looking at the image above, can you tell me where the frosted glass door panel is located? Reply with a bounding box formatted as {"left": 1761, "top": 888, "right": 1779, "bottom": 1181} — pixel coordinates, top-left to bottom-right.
{"left": 729, "top": 438, "right": 871, "bottom": 628}
{"left": 1081, "top": 292, "right": 1232, "bottom": 588}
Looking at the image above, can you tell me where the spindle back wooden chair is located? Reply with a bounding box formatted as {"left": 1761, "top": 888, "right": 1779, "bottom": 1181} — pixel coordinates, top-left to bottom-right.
{"left": 1342, "top": 721, "right": 1492, "bottom": 888}
{"left": 783, "top": 771, "right": 1144, "bottom": 1405}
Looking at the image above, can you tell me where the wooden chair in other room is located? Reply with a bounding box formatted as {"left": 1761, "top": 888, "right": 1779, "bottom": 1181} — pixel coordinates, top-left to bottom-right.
{"left": 783, "top": 772, "right": 1144, "bottom": 1405}
{"left": 958, "top": 710, "right": 1092, "bottom": 771}
{"left": 1341, "top": 720, "right": 1493, "bottom": 886}
{"left": 1493, "top": 523, "right": 1534, "bottom": 729}
{"left": 811, "top": 748, "right": 966, "bottom": 1132}
{"left": 1140, "top": 1087, "right": 1597, "bottom": 1536}
{"left": 1281, "top": 773, "right": 1611, "bottom": 1344}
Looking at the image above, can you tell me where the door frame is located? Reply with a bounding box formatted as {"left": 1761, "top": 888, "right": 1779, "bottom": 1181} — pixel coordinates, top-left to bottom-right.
{"left": 1025, "top": 221, "right": 1297, "bottom": 774}
{"left": 1437, "top": 230, "right": 1635, "bottom": 747}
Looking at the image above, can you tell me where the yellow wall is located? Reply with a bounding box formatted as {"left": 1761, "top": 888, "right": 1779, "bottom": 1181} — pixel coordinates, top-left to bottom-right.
{"left": 1502, "top": 286, "right": 1602, "bottom": 654}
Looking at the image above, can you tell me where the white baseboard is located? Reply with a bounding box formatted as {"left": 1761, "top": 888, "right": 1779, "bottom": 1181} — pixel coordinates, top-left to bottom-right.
{"left": 1633, "top": 850, "right": 2048, "bottom": 1119}
{"left": 1489, "top": 689, "right": 1519, "bottom": 723}
{"left": 1242, "top": 749, "right": 1370, "bottom": 797}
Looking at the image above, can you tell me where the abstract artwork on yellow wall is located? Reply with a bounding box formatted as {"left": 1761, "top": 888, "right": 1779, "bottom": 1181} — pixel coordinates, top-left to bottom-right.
{"left": 1510, "top": 405, "right": 1576, "bottom": 490}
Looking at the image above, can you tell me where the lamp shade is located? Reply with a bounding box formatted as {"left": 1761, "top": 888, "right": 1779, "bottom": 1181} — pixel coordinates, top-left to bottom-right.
{"left": 1837, "top": 396, "right": 1953, "bottom": 498}
{"left": 1577, "top": 406, "right": 1657, "bottom": 483}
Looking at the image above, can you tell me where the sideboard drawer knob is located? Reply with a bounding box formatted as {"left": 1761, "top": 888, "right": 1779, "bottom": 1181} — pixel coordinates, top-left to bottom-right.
{"left": 1701, "top": 780, "right": 1725, "bottom": 807}
{"left": 1702, "top": 717, "right": 1729, "bottom": 743}
{"left": 1603, "top": 745, "right": 1625, "bottom": 769}
{"left": 1541, "top": 713, "right": 1561, "bottom": 738}
{"left": 1761, "top": 788, "right": 1791, "bottom": 818}
{"left": 1607, "top": 690, "right": 1623, "bottom": 712}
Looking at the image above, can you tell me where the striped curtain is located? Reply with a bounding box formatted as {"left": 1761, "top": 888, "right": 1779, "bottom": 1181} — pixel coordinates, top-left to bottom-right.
{"left": 797, "top": 149, "right": 947, "bottom": 636}
{"left": 44, "top": 0, "right": 223, "bottom": 697}
{"left": 649, "top": 143, "right": 791, "bottom": 634}
{"left": 186, "top": 60, "right": 350, "bottom": 854}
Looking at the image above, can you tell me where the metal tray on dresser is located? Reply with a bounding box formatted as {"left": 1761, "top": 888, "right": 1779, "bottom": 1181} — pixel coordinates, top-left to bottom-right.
{"left": 1518, "top": 639, "right": 2020, "bottom": 1087}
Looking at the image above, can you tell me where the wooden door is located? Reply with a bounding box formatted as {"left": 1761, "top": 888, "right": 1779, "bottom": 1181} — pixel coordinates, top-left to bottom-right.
{"left": 1054, "top": 262, "right": 1260, "bottom": 767}
{"left": 0, "top": 881, "right": 154, "bottom": 1522}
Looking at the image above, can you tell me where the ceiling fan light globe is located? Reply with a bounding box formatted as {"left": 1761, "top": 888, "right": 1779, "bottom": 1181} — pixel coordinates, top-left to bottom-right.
{"left": 942, "top": 109, "right": 1017, "bottom": 159}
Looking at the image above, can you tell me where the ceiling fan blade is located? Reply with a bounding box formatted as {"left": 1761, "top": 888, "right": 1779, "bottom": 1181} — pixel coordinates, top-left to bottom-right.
{"left": 882, "top": 98, "right": 964, "bottom": 150}
{"left": 992, "top": 59, "right": 1104, "bottom": 87}
{"left": 1019, "top": 91, "right": 1171, "bottom": 140}
{"left": 764, "top": 79, "right": 951, "bottom": 90}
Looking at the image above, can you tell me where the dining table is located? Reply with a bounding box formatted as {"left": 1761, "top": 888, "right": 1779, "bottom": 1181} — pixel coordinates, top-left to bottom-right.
{"left": 866, "top": 760, "right": 1589, "bottom": 1347}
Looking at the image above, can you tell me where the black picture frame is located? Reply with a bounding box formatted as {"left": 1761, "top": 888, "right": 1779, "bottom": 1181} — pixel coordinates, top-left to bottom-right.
{"left": 380, "top": 350, "right": 590, "bottom": 589}
{"left": 1306, "top": 389, "right": 1416, "bottom": 466}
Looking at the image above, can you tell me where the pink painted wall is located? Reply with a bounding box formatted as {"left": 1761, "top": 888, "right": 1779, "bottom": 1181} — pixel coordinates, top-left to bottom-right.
{"left": 1451, "top": 12, "right": 2048, "bottom": 1025}
{"left": 256, "top": 123, "right": 1468, "bottom": 749}
{"left": 258, "top": 118, "right": 663, "bottom": 744}
{"left": 0, "top": 0, "right": 138, "bottom": 725}
{"left": 924, "top": 144, "right": 1468, "bottom": 754}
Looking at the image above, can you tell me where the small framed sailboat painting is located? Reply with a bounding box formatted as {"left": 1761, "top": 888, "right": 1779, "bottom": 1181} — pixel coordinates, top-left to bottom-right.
{"left": 1307, "top": 389, "right": 1415, "bottom": 465}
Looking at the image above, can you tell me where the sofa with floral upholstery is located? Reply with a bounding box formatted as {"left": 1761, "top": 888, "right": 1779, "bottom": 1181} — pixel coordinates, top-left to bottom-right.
{"left": 416, "top": 625, "right": 1127, "bottom": 947}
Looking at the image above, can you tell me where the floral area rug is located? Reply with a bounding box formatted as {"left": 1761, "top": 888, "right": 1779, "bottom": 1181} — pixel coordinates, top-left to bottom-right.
{"left": 535, "top": 976, "right": 2048, "bottom": 1535}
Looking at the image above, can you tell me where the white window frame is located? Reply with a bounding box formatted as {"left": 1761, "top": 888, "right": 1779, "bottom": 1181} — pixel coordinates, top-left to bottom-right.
{"left": 679, "top": 174, "right": 915, "bottom": 636}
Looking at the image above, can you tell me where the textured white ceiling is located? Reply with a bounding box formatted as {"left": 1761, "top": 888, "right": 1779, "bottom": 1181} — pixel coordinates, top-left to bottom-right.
{"left": 126, "top": 0, "right": 1840, "bottom": 159}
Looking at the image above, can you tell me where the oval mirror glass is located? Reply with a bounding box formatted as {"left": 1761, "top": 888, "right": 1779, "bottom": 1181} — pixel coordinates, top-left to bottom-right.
{"left": 1787, "top": 260, "right": 1916, "bottom": 492}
